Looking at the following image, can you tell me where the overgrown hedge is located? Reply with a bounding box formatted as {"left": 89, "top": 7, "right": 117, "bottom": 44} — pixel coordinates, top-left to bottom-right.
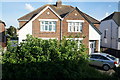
{"left": 2, "top": 35, "right": 116, "bottom": 79}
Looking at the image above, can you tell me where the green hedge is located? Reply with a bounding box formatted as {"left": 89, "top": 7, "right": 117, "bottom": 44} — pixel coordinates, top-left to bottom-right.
{"left": 2, "top": 35, "right": 115, "bottom": 79}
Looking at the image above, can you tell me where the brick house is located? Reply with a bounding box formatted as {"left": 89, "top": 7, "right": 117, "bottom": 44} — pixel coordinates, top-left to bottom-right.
{"left": 18, "top": 0, "right": 101, "bottom": 54}
{"left": 0, "top": 20, "right": 6, "bottom": 48}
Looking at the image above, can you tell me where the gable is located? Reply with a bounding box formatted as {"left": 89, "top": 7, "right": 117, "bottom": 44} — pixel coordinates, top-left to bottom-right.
{"left": 19, "top": 6, "right": 62, "bottom": 30}
{"left": 35, "top": 8, "right": 60, "bottom": 20}
{"left": 64, "top": 9, "right": 85, "bottom": 21}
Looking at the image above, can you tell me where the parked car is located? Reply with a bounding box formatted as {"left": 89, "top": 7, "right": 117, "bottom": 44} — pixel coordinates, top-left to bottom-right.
{"left": 89, "top": 53, "right": 120, "bottom": 71}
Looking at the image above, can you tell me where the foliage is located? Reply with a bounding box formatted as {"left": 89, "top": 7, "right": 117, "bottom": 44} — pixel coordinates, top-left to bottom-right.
{"left": 6, "top": 26, "right": 18, "bottom": 40}
{"left": 2, "top": 35, "right": 115, "bottom": 79}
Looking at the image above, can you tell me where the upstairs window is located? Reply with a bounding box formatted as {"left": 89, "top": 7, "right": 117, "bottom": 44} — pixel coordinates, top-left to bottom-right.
{"left": 40, "top": 21, "right": 56, "bottom": 32}
{"left": 67, "top": 20, "right": 84, "bottom": 32}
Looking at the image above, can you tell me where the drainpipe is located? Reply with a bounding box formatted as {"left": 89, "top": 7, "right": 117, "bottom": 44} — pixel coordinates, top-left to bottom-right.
{"left": 60, "top": 19, "right": 63, "bottom": 40}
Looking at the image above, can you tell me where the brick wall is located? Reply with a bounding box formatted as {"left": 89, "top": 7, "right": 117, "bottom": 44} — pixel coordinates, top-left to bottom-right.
{"left": 32, "top": 8, "right": 90, "bottom": 53}
{"left": 0, "top": 23, "right": 6, "bottom": 47}
{"left": 63, "top": 9, "right": 89, "bottom": 50}
{"left": 32, "top": 8, "right": 61, "bottom": 40}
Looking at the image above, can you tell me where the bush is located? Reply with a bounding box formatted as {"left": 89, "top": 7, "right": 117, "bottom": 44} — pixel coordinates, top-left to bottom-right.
{"left": 2, "top": 35, "right": 114, "bottom": 79}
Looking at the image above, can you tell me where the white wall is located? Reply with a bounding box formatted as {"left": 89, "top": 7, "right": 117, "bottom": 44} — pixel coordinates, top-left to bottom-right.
{"left": 118, "top": 27, "right": 120, "bottom": 50}
{"left": 100, "top": 19, "right": 118, "bottom": 50}
{"left": 18, "top": 21, "right": 32, "bottom": 43}
{"left": 89, "top": 24, "right": 101, "bottom": 53}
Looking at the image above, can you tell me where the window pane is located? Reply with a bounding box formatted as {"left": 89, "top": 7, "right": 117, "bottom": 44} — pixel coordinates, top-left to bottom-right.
{"left": 76, "top": 22, "right": 79, "bottom": 25}
{"left": 41, "top": 25, "right": 44, "bottom": 31}
{"left": 45, "top": 21, "right": 48, "bottom": 24}
{"left": 69, "top": 22, "right": 72, "bottom": 25}
{"left": 49, "top": 22, "right": 52, "bottom": 24}
{"left": 45, "top": 25, "right": 48, "bottom": 30}
{"left": 53, "top": 25, "right": 56, "bottom": 31}
{"left": 41, "top": 21, "right": 44, "bottom": 24}
{"left": 53, "top": 21, "right": 56, "bottom": 25}
{"left": 77, "top": 26, "right": 79, "bottom": 31}
{"left": 69, "top": 26, "right": 72, "bottom": 32}
{"left": 79, "top": 25, "right": 82, "bottom": 32}
{"left": 49, "top": 25, "right": 52, "bottom": 31}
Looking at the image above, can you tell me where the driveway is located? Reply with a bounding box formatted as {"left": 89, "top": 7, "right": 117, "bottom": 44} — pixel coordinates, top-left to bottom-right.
{"left": 90, "top": 65, "right": 115, "bottom": 75}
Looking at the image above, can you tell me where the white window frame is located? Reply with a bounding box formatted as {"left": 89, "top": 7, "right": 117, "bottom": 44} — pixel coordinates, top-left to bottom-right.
{"left": 39, "top": 19, "right": 58, "bottom": 32}
{"left": 38, "top": 37, "right": 58, "bottom": 40}
{"left": 67, "top": 20, "right": 84, "bottom": 32}
{"left": 66, "top": 38, "right": 83, "bottom": 48}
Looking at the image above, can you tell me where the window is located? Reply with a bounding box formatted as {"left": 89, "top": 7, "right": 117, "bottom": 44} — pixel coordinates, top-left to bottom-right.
{"left": 68, "top": 22, "right": 83, "bottom": 32}
{"left": 66, "top": 38, "right": 83, "bottom": 48}
{"left": 90, "top": 55, "right": 101, "bottom": 59}
{"left": 99, "top": 56, "right": 109, "bottom": 60}
{"left": 40, "top": 21, "right": 56, "bottom": 32}
{"left": 104, "top": 30, "right": 107, "bottom": 38}
{"left": 107, "top": 55, "right": 116, "bottom": 60}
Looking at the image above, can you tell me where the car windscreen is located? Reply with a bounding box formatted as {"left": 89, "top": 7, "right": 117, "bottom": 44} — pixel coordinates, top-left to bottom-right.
{"left": 106, "top": 55, "right": 116, "bottom": 60}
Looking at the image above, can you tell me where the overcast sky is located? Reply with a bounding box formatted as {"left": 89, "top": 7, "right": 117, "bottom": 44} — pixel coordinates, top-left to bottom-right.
{"left": 0, "top": 0, "right": 119, "bottom": 28}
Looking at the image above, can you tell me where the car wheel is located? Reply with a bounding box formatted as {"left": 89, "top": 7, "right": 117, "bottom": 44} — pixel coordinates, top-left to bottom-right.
{"left": 103, "top": 64, "right": 110, "bottom": 71}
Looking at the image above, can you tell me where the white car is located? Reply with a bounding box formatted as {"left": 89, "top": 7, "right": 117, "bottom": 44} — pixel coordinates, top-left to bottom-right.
{"left": 89, "top": 53, "right": 120, "bottom": 71}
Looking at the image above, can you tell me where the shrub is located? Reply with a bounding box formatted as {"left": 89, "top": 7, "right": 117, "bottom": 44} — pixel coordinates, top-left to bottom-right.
{"left": 2, "top": 35, "right": 114, "bottom": 79}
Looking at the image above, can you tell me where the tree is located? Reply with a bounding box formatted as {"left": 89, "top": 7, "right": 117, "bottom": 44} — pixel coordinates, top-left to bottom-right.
{"left": 6, "top": 26, "right": 17, "bottom": 40}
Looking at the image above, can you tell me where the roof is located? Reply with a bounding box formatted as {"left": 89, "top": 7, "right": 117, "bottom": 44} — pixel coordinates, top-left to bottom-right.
{"left": 18, "top": 4, "right": 74, "bottom": 20}
{"left": 18, "top": 2, "right": 100, "bottom": 34}
{"left": 18, "top": 4, "right": 100, "bottom": 24}
{"left": 0, "top": 20, "right": 6, "bottom": 26}
{"left": 102, "top": 12, "right": 120, "bottom": 26}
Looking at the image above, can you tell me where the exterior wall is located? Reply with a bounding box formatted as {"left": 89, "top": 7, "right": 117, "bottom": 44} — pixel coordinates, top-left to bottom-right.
{"left": 18, "top": 21, "right": 32, "bottom": 43}
{"left": 118, "top": 27, "right": 120, "bottom": 50}
{"left": 19, "top": 21, "right": 27, "bottom": 28}
{"left": 0, "top": 23, "right": 6, "bottom": 47}
{"left": 63, "top": 9, "right": 89, "bottom": 52}
{"left": 89, "top": 24, "right": 100, "bottom": 54}
{"left": 32, "top": 8, "right": 61, "bottom": 40}
{"left": 100, "top": 19, "right": 118, "bottom": 50}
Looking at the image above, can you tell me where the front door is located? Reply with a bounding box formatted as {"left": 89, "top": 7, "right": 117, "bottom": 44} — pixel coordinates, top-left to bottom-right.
{"left": 89, "top": 41, "right": 95, "bottom": 54}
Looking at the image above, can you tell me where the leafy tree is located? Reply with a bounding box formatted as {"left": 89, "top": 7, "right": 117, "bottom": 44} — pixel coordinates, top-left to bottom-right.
{"left": 6, "top": 26, "right": 17, "bottom": 39}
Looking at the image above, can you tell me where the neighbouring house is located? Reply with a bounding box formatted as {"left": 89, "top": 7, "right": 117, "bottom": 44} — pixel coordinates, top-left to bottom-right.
{"left": 100, "top": 12, "right": 120, "bottom": 52}
{"left": 0, "top": 20, "right": 6, "bottom": 48}
{"left": 18, "top": 0, "right": 101, "bottom": 54}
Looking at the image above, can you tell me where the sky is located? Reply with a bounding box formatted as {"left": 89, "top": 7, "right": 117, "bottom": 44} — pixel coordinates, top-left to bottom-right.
{"left": 0, "top": 0, "right": 119, "bottom": 28}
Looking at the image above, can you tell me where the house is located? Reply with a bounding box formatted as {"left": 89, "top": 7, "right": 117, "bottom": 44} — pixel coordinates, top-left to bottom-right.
{"left": 100, "top": 12, "right": 120, "bottom": 51}
{"left": 0, "top": 20, "right": 6, "bottom": 48}
{"left": 18, "top": 0, "right": 101, "bottom": 54}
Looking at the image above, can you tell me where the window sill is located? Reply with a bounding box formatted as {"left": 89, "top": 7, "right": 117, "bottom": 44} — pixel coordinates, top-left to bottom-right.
{"left": 40, "top": 31, "right": 56, "bottom": 32}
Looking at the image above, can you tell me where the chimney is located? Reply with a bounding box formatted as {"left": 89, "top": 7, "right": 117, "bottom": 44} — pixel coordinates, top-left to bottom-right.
{"left": 56, "top": 0, "right": 62, "bottom": 7}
